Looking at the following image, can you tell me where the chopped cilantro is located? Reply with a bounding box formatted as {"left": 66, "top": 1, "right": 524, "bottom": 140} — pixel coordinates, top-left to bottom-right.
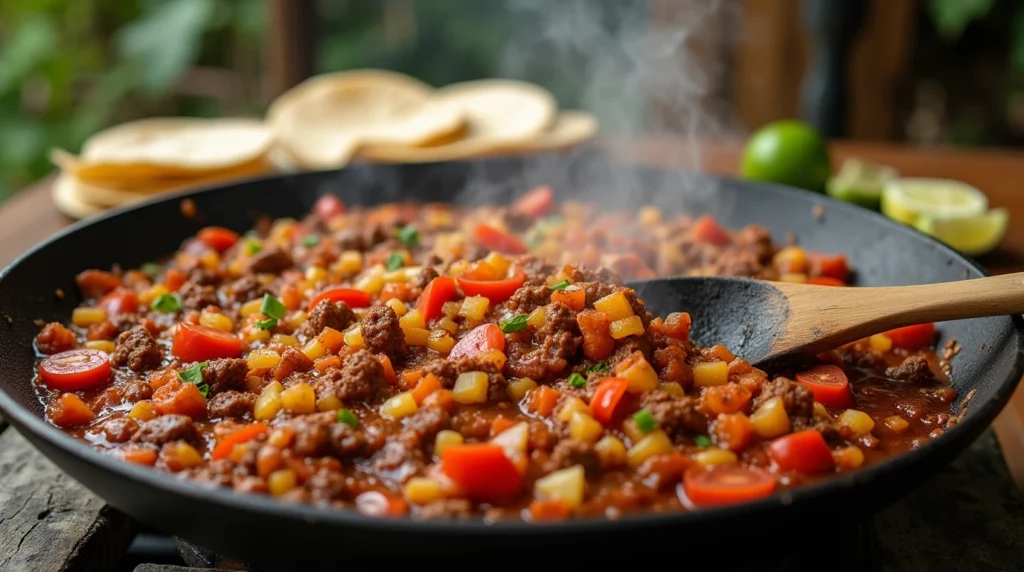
{"left": 337, "top": 409, "right": 359, "bottom": 428}
{"left": 499, "top": 314, "right": 529, "bottom": 333}
{"left": 179, "top": 361, "right": 210, "bottom": 394}
{"left": 633, "top": 409, "right": 657, "bottom": 433}
{"left": 568, "top": 372, "right": 587, "bottom": 388}
{"left": 694, "top": 435, "right": 713, "bottom": 449}
{"left": 548, "top": 279, "right": 570, "bottom": 291}
{"left": 151, "top": 293, "right": 182, "bottom": 313}
{"left": 386, "top": 252, "right": 405, "bottom": 271}
{"left": 397, "top": 225, "right": 420, "bottom": 247}
{"left": 302, "top": 233, "right": 321, "bottom": 248}
{"left": 141, "top": 263, "right": 162, "bottom": 277}
{"left": 586, "top": 361, "right": 609, "bottom": 375}
{"left": 245, "top": 240, "right": 263, "bottom": 255}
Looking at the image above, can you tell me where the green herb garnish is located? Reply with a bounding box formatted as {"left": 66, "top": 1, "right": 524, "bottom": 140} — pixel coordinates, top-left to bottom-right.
{"left": 548, "top": 279, "right": 570, "bottom": 291}
{"left": 633, "top": 409, "right": 657, "bottom": 433}
{"left": 256, "top": 293, "right": 286, "bottom": 330}
{"left": 141, "top": 263, "right": 162, "bottom": 278}
{"left": 586, "top": 361, "right": 609, "bottom": 375}
{"left": 568, "top": 372, "right": 586, "bottom": 388}
{"left": 397, "top": 225, "right": 420, "bottom": 247}
{"left": 694, "top": 435, "right": 713, "bottom": 449}
{"left": 179, "top": 361, "right": 210, "bottom": 397}
{"left": 151, "top": 293, "right": 182, "bottom": 313}
{"left": 302, "top": 233, "right": 321, "bottom": 248}
{"left": 499, "top": 314, "right": 529, "bottom": 333}
{"left": 245, "top": 240, "right": 263, "bottom": 255}
{"left": 386, "top": 252, "right": 405, "bottom": 271}
{"left": 337, "top": 409, "right": 359, "bottom": 428}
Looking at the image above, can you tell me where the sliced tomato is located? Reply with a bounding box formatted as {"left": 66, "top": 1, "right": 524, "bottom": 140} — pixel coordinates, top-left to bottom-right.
{"left": 692, "top": 215, "right": 731, "bottom": 246}
{"left": 99, "top": 288, "right": 139, "bottom": 315}
{"left": 457, "top": 270, "right": 526, "bottom": 303}
{"left": 417, "top": 276, "right": 458, "bottom": 322}
{"left": 441, "top": 443, "right": 524, "bottom": 502}
{"left": 308, "top": 287, "right": 373, "bottom": 312}
{"left": 795, "top": 365, "right": 851, "bottom": 408}
{"left": 805, "top": 276, "right": 845, "bottom": 287}
{"left": 767, "top": 430, "right": 835, "bottom": 474}
{"left": 811, "top": 253, "right": 850, "bottom": 282}
{"left": 171, "top": 322, "right": 243, "bottom": 362}
{"left": 39, "top": 349, "right": 112, "bottom": 391}
{"left": 884, "top": 323, "right": 936, "bottom": 351}
{"left": 473, "top": 224, "right": 528, "bottom": 254}
{"left": 590, "top": 377, "right": 630, "bottom": 425}
{"left": 212, "top": 423, "right": 268, "bottom": 460}
{"left": 196, "top": 226, "right": 240, "bottom": 253}
{"left": 682, "top": 466, "right": 777, "bottom": 507}
{"left": 314, "top": 195, "right": 346, "bottom": 220}
{"left": 512, "top": 185, "right": 554, "bottom": 217}
{"left": 449, "top": 324, "right": 505, "bottom": 360}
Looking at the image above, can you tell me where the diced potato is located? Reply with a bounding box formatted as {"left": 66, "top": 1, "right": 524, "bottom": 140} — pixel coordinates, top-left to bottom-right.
{"left": 404, "top": 477, "right": 444, "bottom": 505}
{"left": 316, "top": 394, "right": 342, "bottom": 412}
{"left": 399, "top": 309, "right": 426, "bottom": 330}
{"left": 199, "top": 312, "right": 234, "bottom": 332}
{"left": 838, "top": 409, "right": 875, "bottom": 434}
{"left": 835, "top": 446, "right": 865, "bottom": 471}
{"left": 870, "top": 334, "right": 893, "bottom": 352}
{"left": 385, "top": 298, "right": 409, "bottom": 316}
{"left": 609, "top": 315, "right": 644, "bottom": 340}
{"left": 750, "top": 396, "right": 791, "bottom": 438}
{"left": 507, "top": 378, "right": 538, "bottom": 402}
{"left": 434, "top": 430, "right": 464, "bottom": 457}
{"left": 84, "top": 340, "right": 116, "bottom": 353}
{"left": 693, "top": 447, "right": 738, "bottom": 467}
{"left": 305, "top": 266, "right": 328, "bottom": 283}
{"left": 139, "top": 284, "right": 168, "bottom": 306}
{"left": 426, "top": 329, "right": 455, "bottom": 354}
{"left": 199, "top": 251, "right": 218, "bottom": 271}
{"left": 337, "top": 250, "right": 363, "bottom": 275}
{"left": 569, "top": 412, "right": 604, "bottom": 443}
{"left": 658, "top": 382, "right": 685, "bottom": 397}
{"left": 254, "top": 381, "right": 283, "bottom": 421}
{"left": 616, "top": 354, "right": 659, "bottom": 392}
{"left": 594, "top": 291, "right": 634, "bottom": 321}
{"left": 404, "top": 327, "right": 429, "bottom": 346}
{"left": 627, "top": 429, "right": 673, "bottom": 468}
{"left": 437, "top": 317, "right": 458, "bottom": 334}
{"left": 382, "top": 267, "right": 411, "bottom": 283}
{"left": 534, "top": 465, "right": 585, "bottom": 508}
{"left": 622, "top": 418, "right": 647, "bottom": 443}
{"left": 442, "top": 301, "right": 462, "bottom": 320}
{"left": 281, "top": 382, "right": 316, "bottom": 414}
{"left": 813, "top": 402, "right": 829, "bottom": 418}
{"left": 477, "top": 349, "right": 507, "bottom": 371}
{"left": 343, "top": 326, "right": 366, "bottom": 349}
{"left": 693, "top": 361, "right": 729, "bottom": 387}
{"left": 453, "top": 371, "right": 489, "bottom": 404}
{"left": 355, "top": 274, "right": 385, "bottom": 294}
{"left": 247, "top": 348, "right": 282, "bottom": 371}
{"left": 491, "top": 421, "right": 529, "bottom": 455}
{"left": 527, "top": 306, "right": 547, "bottom": 329}
{"left": 595, "top": 435, "right": 628, "bottom": 468}
{"left": 283, "top": 310, "right": 306, "bottom": 330}
{"left": 381, "top": 392, "right": 418, "bottom": 419}
{"left": 884, "top": 415, "right": 910, "bottom": 433}
{"left": 459, "top": 296, "right": 490, "bottom": 321}
{"left": 239, "top": 298, "right": 263, "bottom": 317}
{"left": 302, "top": 338, "right": 328, "bottom": 360}
{"left": 129, "top": 400, "right": 157, "bottom": 421}
{"left": 557, "top": 397, "right": 592, "bottom": 422}
{"left": 483, "top": 252, "right": 510, "bottom": 276}
{"left": 72, "top": 307, "right": 107, "bottom": 327}
{"left": 162, "top": 442, "right": 204, "bottom": 472}
{"left": 268, "top": 468, "right": 297, "bottom": 496}
{"left": 243, "top": 327, "right": 271, "bottom": 344}
{"left": 270, "top": 334, "right": 299, "bottom": 347}
{"left": 773, "top": 246, "right": 808, "bottom": 273}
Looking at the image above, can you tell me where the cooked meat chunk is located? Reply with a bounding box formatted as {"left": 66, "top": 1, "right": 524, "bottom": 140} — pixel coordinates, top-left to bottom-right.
{"left": 207, "top": 391, "right": 256, "bottom": 418}
{"left": 360, "top": 306, "right": 407, "bottom": 356}
{"left": 301, "top": 300, "right": 356, "bottom": 338}
{"left": 201, "top": 358, "right": 249, "bottom": 394}
{"left": 35, "top": 322, "right": 76, "bottom": 354}
{"left": 111, "top": 326, "right": 163, "bottom": 371}
{"left": 132, "top": 415, "right": 198, "bottom": 445}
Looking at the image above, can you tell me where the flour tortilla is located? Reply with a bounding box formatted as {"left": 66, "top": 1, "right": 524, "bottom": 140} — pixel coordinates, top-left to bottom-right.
{"left": 52, "top": 174, "right": 106, "bottom": 219}
{"left": 51, "top": 148, "right": 271, "bottom": 191}
{"left": 492, "top": 110, "right": 598, "bottom": 152}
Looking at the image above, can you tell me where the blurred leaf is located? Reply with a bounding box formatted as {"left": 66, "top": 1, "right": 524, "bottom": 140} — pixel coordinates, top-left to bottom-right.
{"left": 229, "top": 0, "right": 265, "bottom": 36}
{"left": 927, "top": 0, "right": 994, "bottom": 41}
{"left": 0, "top": 16, "right": 57, "bottom": 93}
{"left": 115, "top": 0, "right": 213, "bottom": 94}
{"left": 1013, "top": 11, "right": 1024, "bottom": 73}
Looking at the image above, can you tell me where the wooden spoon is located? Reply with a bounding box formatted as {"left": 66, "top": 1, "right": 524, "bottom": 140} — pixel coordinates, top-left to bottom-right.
{"left": 629, "top": 275, "right": 1024, "bottom": 370}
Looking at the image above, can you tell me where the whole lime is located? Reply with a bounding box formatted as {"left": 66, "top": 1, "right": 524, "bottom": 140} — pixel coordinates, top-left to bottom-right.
{"left": 741, "top": 120, "right": 831, "bottom": 192}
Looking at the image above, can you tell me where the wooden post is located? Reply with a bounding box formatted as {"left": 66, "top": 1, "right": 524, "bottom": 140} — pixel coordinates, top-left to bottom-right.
{"left": 265, "top": 0, "right": 317, "bottom": 99}
{"left": 799, "top": 0, "right": 866, "bottom": 137}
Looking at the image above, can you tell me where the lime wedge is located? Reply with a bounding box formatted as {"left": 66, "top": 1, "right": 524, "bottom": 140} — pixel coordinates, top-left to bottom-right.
{"left": 914, "top": 207, "right": 1009, "bottom": 256}
{"left": 881, "top": 178, "right": 988, "bottom": 226}
{"left": 826, "top": 158, "right": 897, "bottom": 209}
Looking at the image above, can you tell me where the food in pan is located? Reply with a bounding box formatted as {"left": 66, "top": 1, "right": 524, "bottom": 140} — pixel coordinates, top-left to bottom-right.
{"left": 33, "top": 186, "right": 955, "bottom": 521}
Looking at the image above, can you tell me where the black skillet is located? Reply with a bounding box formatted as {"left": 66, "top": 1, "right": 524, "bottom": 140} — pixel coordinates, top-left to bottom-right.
{"left": 0, "top": 151, "right": 1021, "bottom": 571}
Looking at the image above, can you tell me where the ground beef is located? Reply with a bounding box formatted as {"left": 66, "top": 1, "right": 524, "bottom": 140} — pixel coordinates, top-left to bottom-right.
{"left": 360, "top": 306, "right": 407, "bottom": 356}
{"left": 110, "top": 326, "right": 163, "bottom": 371}
{"left": 413, "top": 267, "right": 440, "bottom": 289}
{"left": 132, "top": 415, "right": 198, "bottom": 446}
{"left": 102, "top": 417, "right": 139, "bottom": 443}
{"left": 287, "top": 413, "right": 333, "bottom": 457}
{"left": 518, "top": 256, "right": 557, "bottom": 286}
{"left": 315, "top": 349, "right": 386, "bottom": 403}
{"left": 753, "top": 377, "right": 815, "bottom": 421}
{"left": 301, "top": 300, "right": 356, "bottom": 338}
{"left": 401, "top": 407, "right": 451, "bottom": 445}
{"left": 224, "top": 276, "right": 268, "bottom": 305}
{"left": 543, "top": 438, "right": 601, "bottom": 477}
{"left": 247, "top": 247, "right": 294, "bottom": 274}
{"left": 417, "top": 499, "right": 473, "bottom": 520}
{"left": 420, "top": 360, "right": 457, "bottom": 388}
{"left": 502, "top": 209, "right": 534, "bottom": 232}
{"left": 207, "top": 391, "right": 256, "bottom": 418}
{"left": 202, "top": 358, "right": 248, "bottom": 394}
{"left": 506, "top": 302, "right": 582, "bottom": 380}
{"left": 506, "top": 284, "right": 551, "bottom": 314}
{"left": 306, "top": 468, "right": 349, "bottom": 503}
{"left": 328, "top": 422, "right": 370, "bottom": 459}
{"left": 35, "top": 322, "right": 76, "bottom": 354}
{"left": 372, "top": 440, "right": 425, "bottom": 481}
{"left": 640, "top": 390, "right": 708, "bottom": 439}
{"left": 186, "top": 269, "right": 220, "bottom": 286}
{"left": 122, "top": 380, "right": 153, "bottom": 403}
{"left": 179, "top": 280, "right": 219, "bottom": 311}
{"left": 886, "top": 356, "right": 935, "bottom": 384}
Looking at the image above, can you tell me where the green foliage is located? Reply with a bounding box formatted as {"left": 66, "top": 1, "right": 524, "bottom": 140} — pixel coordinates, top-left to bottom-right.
{"left": 116, "top": 0, "right": 214, "bottom": 94}
{"left": 927, "top": 0, "right": 995, "bottom": 41}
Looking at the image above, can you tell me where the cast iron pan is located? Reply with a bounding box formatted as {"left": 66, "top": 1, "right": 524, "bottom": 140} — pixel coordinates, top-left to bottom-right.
{"left": 0, "top": 152, "right": 1022, "bottom": 571}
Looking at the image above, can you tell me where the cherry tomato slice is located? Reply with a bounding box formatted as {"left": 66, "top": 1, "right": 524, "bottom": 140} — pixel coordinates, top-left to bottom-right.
{"left": 512, "top": 185, "right": 554, "bottom": 217}
{"left": 449, "top": 324, "right": 506, "bottom": 360}
{"left": 884, "top": 323, "right": 936, "bottom": 351}
{"left": 795, "top": 365, "right": 851, "bottom": 409}
{"left": 767, "top": 430, "right": 835, "bottom": 474}
{"left": 100, "top": 288, "right": 139, "bottom": 315}
{"left": 38, "top": 349, "right": 112, "bottom": 391}
{"left": 196, "top": 226, "right": 240, "bottom": 253}
{"left": 805, "top": 276, "right": 845, "bottom": 287}
{"left": 473, "top": 224, "right": 528, "bottom": 254}
{"left": 171, "top": 322, "right": 243, "bottom": 362}
{"left": 211, "top": 423, "right": 268, "bottom": 460}
{"left": 417, "top": 276, "right": 458, "bottom": 322}
{"left": 456, "top": 270, "right": 526, "bottom": 303}
{"left": 308, "top": 287, "right": 373, "bottom": 312}
{"left": 314, "top": 195, "right": 346, "bottom": 220}
{"left": 692, "top": 215, "right": 731, "bottom": 246}
{"left": 682, "top": 466, "right": 777, "bottom": 508}
{"left": 590, "top": 377, "right": 630, "bottom": 425}
{"left": 811, "top": 253, "right": 850, "bottom": 282}
{"left": 441, "top": 443, "right": 524, "bottom": 502}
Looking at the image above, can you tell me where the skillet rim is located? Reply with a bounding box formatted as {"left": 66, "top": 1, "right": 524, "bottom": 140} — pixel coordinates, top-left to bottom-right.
{"left": 1, "top": 160, "right": 1022, "bottom": 536}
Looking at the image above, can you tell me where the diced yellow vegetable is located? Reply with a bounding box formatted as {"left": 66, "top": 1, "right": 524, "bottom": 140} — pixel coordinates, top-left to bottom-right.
{"left": 526, "top": 306, "right": 546, "bottom": 329}
{"left": 452, "top": 371, "right": 489, "bottom": 404}
{"left": 243, "top": 327, "right": 271, "bottom": 344}
{"left": 305, "top": 266, "right": 328, "bottom": 283}
{"left": 404, "top": 477, "right": 444, "bottom": 505}
{"left": 355, "top": 274, "right": 385, "bottom": 294}
{"left": 638, "top": 205, "right": 661, "bottom": 226}
{"left": 283, "top": 311, "right": 306, "bottom": 330}
{"left": 477, "top": 349, "right": 506, "bottom": 371}
{"left": 609, "top": 315, "right": 644, "bottom": 339}
{"left": 254, "top": 381, "right": 283, "bottom": 421}
{"left": 316, "top": 394, "right": 342, "bottom": 412}
{"left": 622, "top": 418, "right": 647, "bottom": 443}
{"left": 773, "top": 246, "right": 808, "bottom": 273}
{"left": 813, "top": 402, "right": 829, "bottom": 418}
{"left": 870, "top": 334, "right": 893, "bottom": 352}
{"left": 557, "top": 397, "right": 592, "bottom": 422}
{"left": 399, "top": 309, "right": 426, "bottom": 330}
{"left": 139, "top": 284, "right": 168, "bottom": 306}
{"left": 836, "top": 446, "right": 865, "bottom": 470}
{"left": 385, "top": 298, "right": 409, "bottom": 316}
{"left": 382, "top": 267, "right": 411, "bottom": 283}
{"left": 302, "top": 338, "right": 328, "bottom": 360}
{"left": 84, "top": 340, "right": 116, "bottom": 353}
{"left": 750, "top": 396, "right": 791, "bottom": 438}
{"left": 491, "top": 422, "right": 529, "bottom": 455}
{"left": 658, "top": 382, "right": 685, "bottom": 397}
{"left": 267, "top": 469, "right": 297, "bottom": 496}
{"left": 693, "top": 447, "right": 738, "bottom": 467}
{"left": 199, "top": 251, "right": 219, "bottom": 271}
{"left": 617, "top": 355, "right": 659, "bottom": 392}
{"left": 595, "top": 435, "right": 628, "bottom": 468}
{"left": 437, "top": 317, "right": 458, "bottom": 334}
{"left": 442, "top": 301, "right": 462, "bottom": 320}
{"left": 838, "top": 409, "right": 875, "bottom": 434}
{"left": 569, "top": 412, "right": 604, "bottom": 443}
{"left": 884, "top": 415, "right": 910, "bottom": 433}
{"left": 433, "top": 430, "right": 464, "bottom": 457}
{"left": 199, "top": 312, "right": 234, "bottom": 332}
{"left": 404, "top": 327, "right": 430, "bottom": 346}
{"left": 627, "top": 429, "right": 673, "bottom": 467}
{"left": 507, "top": 378, "right": 538, "bottom": 402}
{"left": 693, "top": 361, "right": 729, "bottom": 387}
{"left": 281, "top": 382, "right": 316, "bottom": 414}
{"left": 381, "top": 392, "right": 418, "bottom": 419}
{"left": 534, "top": 465, "right": 585, "bottom": 508}
{"left": 483, "top": 252, "right": 510, "bottom": 275}
{"left": 129, "top": 400, "right": 157, "bottom": 421}
{"left": 337, "top": 251, "right": 363, "bottom": 275}
{"left": 343, "top": 326, "right": 365, "bottom": 348}
{"left": 594, "top": 291, "right": 635, "bottom": 321}
{"left": 426, "top": 329, "right": 455, "bottom": 354}
{"left": 72, "top": 307, "right": 107, "bottom": 327}
{"left": 459, "top": 295, "right": 490, "bottom": 321}
{"left": 239, "top": 298, "right": 263, "bottom": 317}
{"left": 779, "top": 273, "right": 807, "bottom": 284}
{"left": 247, "top": 348, "right": 282, "bottom": 371}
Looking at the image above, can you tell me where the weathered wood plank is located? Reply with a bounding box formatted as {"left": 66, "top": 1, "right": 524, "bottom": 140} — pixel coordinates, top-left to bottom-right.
{"left": 0, "top": 428, "right": 137, "bottom": 571}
